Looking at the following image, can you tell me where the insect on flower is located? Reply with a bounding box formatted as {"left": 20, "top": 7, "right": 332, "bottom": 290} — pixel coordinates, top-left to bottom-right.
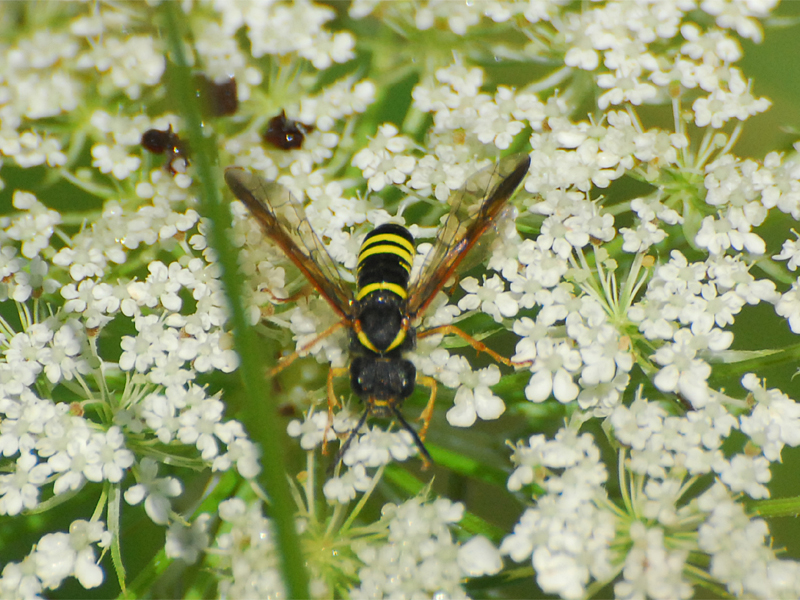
{"left": 140, "top": 125, "right": 190, "bottom": 174}
{"left": 202, "top": 75, "right": 239, "bottom": 117}
{"left": 263, "top": 110, "right": 314, "bottom": 150}
{"left": 225, "top": 154, "right": 531, "bottom": 467}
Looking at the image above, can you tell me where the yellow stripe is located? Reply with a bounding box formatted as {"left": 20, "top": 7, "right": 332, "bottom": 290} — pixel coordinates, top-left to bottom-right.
{"left": 362, "top": 232, "right": 414, "bottom": 254}
{"left": 357, "top": 244, "right": 413, "bottom": 269}
{"left": 384, "top": 327, "right": 407, "bottom": 352}
{"left": 356, "top": 281, "right": 408, "bottom": 301}
{"left": 357, "top": 327, "right": 407, "bottom": 353}
{"left": 357, "top": 329, "right": 379, "bottom": 353}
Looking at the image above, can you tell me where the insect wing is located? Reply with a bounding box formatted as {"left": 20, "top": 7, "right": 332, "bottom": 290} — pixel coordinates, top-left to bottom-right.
{"left": 225, "top": 168, "right": 354, "bottom": 318}
{"left": 406, "top": 154, "right": 530, "bottom": 318}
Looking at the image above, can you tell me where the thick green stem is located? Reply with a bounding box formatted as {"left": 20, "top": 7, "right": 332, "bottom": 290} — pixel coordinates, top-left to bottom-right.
{"left": 162, "top": 6, "right": 310, "bottom": 598}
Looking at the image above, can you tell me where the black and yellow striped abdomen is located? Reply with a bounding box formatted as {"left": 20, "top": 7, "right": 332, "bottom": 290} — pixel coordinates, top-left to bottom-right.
{"left": 353, "top": 223, "right": 415, "bottom": 355}
{"left": 356, "top": 223, "right": 414, "bottom": 302}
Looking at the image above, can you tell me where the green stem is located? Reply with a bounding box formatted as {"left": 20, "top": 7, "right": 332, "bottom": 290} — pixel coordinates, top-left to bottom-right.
{"left": 162, "top": 6, "right": 310, "bottom": 598}
{"left": 747, "top": 495, "right": 800, "bottom": 519}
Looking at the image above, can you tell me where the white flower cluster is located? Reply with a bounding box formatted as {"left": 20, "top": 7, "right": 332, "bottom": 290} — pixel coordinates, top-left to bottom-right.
{"left": 0, "top": 147, "right": 255, "bottom": 600}
{"left": 0, "top": 0, "right": 799, "bottom": 597}
{"left": 501, "top": 426, "right": 613, "bottom": 599}
{"left": 503, "top": 388, "right": 800, "bottom": 599}
{"left": 267, "top": 5, "right": 800, "bottom": 567}
{"left": 413, "top": 64, "right": 539, "bottom": 153}
{"left": 287, "top": 406, "right": 423, "bottom": 503}
{"left": 352, "top": 123, "right": 416, "bottom": 192}
{"left": 202, "top": 493, "right": 499, "bottom": 599}
{"left": 227, "top": 0, "right": 355, "bottom": 69}
{"left": 350, "top": 496, "right": 501, "bottom": 599}
{"left": 630, "top": 250, "right": 777, "bottom": 408}
{"left": 207, "top": 498, "right": 288, "bottom": 599}
{"left": 0, "top": 520, "right": 111, "bottom": 596}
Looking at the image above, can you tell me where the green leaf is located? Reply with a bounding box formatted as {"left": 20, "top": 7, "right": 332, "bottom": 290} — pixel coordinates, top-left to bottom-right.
{"left": 710, "top": 348, "right": 781, "bottom": 364}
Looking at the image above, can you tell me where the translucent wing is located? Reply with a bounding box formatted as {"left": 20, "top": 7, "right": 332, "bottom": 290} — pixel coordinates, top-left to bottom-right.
{"left": 225, "top": 168, "right": 354, "bottom": 318}
{"left": 406, "top": 154, "right": 530, "bottom": 318}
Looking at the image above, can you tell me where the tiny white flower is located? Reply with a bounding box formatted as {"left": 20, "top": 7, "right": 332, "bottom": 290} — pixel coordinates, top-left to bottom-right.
{"left": 323, "top": 463, "right": 372, "bottom": 504}
{"left": 457, "top": 275, "right": 519, "bottom": 322}
{"left": 458, "top": 535, "right": 503, "bottom": 576}
{"left": 652, "top": 329, "right": 712, "bottom": 408}
{"left": 124, "top": 457, "right": 182, "bottom": 525}
{"left": 34, "top": 520, "right": 110, "bottom": 590}
{"left": 90, "top": 143, "right": 141, "bottom": 180}
{"left": 0, "top": 554, "right": 43, "bottom": 598}
{"left": 165, "top": 514, "right": 210, "bottom": 564}
{"left": 6, "top": 191, "right": 61, "bottom": 259}
{"left": 0, "top": 452, "right": 52, "bottom": 516}
{"left": 446, "top": 364, "right": 504, "bottom": 427}
{"left": 287, "top": 410, "right": 337, "bottom": 450}
{"left": 84, "top": 427, "right": 134, "bottom": 483}
{"left": 716, "top": 454, "right": 771, "bottom": 499}
{"left": 524, "top": 338, "right": 582, "bottom": 403}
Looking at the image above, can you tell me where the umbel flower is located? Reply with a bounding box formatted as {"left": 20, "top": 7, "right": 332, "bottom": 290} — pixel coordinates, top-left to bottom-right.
{"left": 0, "top": 1, "right": 799, "bottom": 598}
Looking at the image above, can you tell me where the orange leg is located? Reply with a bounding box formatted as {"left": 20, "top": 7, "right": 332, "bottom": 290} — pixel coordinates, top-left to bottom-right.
{"left": 268, "top": 320, "right": 347, "bottom": 377}
{"left": 418, "top": 324, "right": 532, "bottom": 368}
{"left": 258, "top": 284, "right": 314, "bottom": 307}
{"left": 271, "top": 285, "right": 314, "bottom": 304}
{"left": 322, "top": 367, "right": 348, "bottom": 456}
{"left": 415, "top": 375, "right": 438, "bottom": 441}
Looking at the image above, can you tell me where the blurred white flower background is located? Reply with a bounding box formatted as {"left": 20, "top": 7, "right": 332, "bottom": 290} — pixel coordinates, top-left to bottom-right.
{"left": 0, "top": 1, "right": 800, "bottom": 598}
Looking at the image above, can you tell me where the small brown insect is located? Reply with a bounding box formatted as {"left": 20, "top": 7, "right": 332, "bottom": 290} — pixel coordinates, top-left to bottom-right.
{"left": 195, "top": 74, "right": 239, "bottom": 117}
{"left": 263, "top": 110, "right": 314, "bottom": 151}
{"left": 277, "top": 403, "right": 299, "bottom": 418}
{"left": 140, "top": 126, "right": 189, "bottom": 174}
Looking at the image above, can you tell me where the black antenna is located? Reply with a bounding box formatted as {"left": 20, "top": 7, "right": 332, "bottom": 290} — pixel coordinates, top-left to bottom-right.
{"left": 328, "top": 409, "right": 370, "bottom": 475}
{"left": 391, "top": 404, "right": 432, "bottom": 466}
{"left": 327, "top": 405, "right": 433, "bottom": 474}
